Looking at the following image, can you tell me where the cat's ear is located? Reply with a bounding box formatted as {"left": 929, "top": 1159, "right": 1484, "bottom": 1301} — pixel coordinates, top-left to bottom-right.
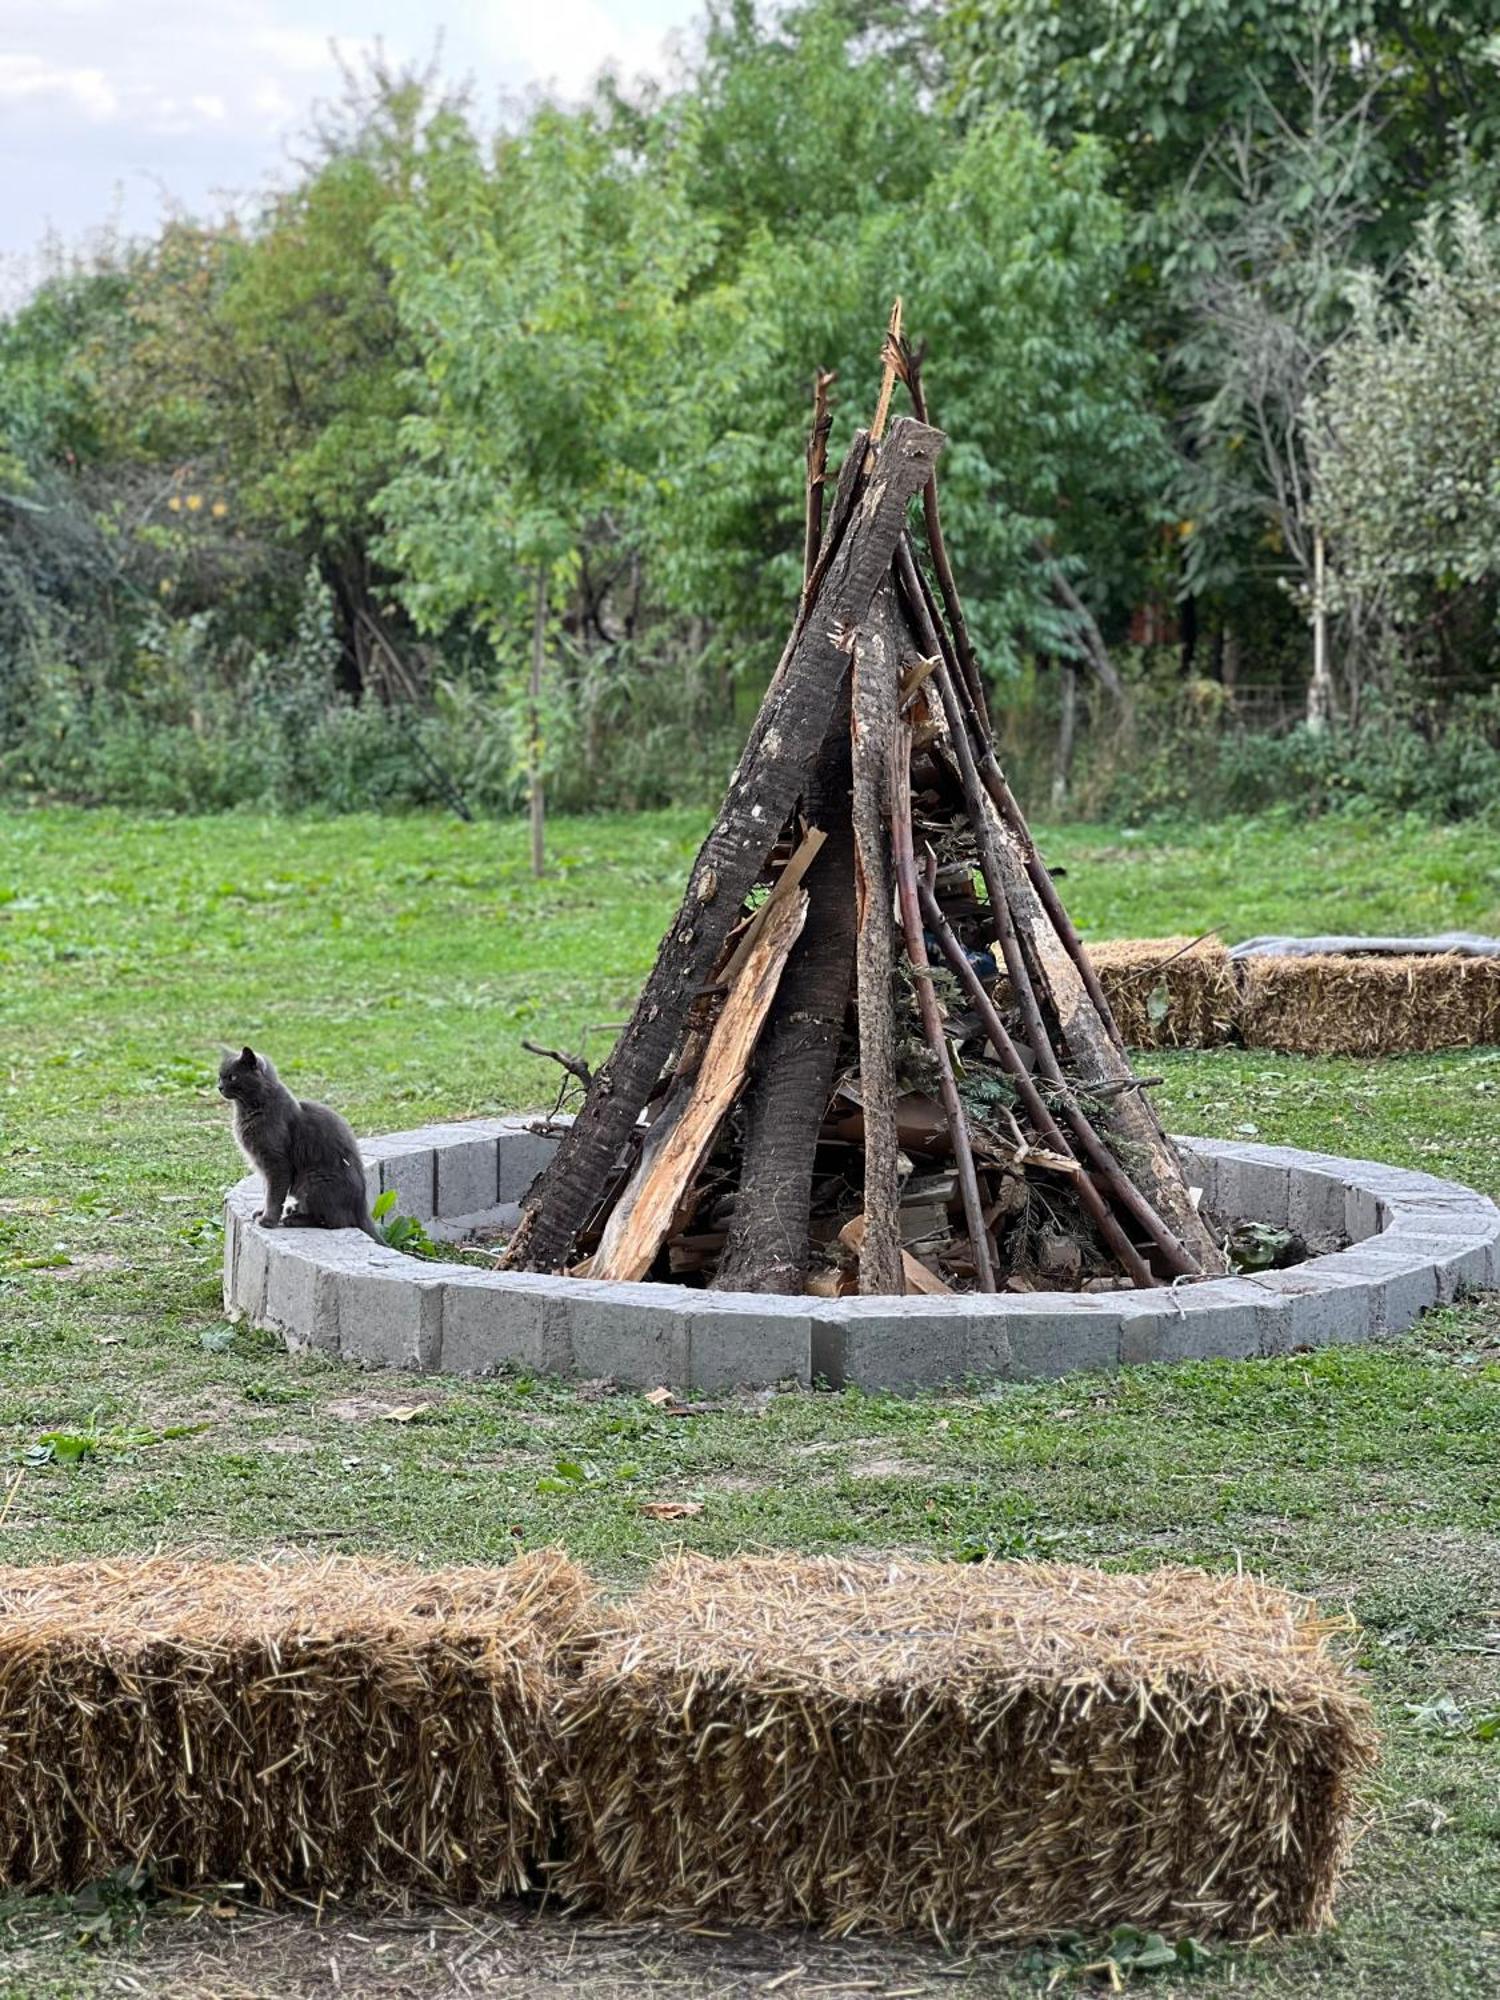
{"left": 240, "top": 1046, "right": 258, "bottom": 1067}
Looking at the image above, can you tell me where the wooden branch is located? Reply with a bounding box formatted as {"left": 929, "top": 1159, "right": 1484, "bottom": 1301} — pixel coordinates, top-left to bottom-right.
{"left": 849, "top": 584, "right": 904, "bottom": 1297}
{"left": 521, "top": 1040, "right": 591, "bottom": 1091}
{"left": 802, "top": 368, "right": 836, "bottom": 597}
{"left": 902, "top": 347, "right": 993, "bottom": 735}
{"left": 889, "top": 537, "right": 1210, "bottom": 1271}
{"left": 591, "top": 886, "right": 810, "bottom": 1282}
{"left": 888, "top": 717, "right": 997, "bottom": 1294}
{"left": 868, "top": 298, "right": 904, "bottom": 446}
{"left": 718, "top": 826, "right": 827, "bottom": 991}
{"left": 501, "top": 417, "right": 945, "bottom": 1274}
{"left": 917, "top": 881, "right": 1157, "bottom": 1289}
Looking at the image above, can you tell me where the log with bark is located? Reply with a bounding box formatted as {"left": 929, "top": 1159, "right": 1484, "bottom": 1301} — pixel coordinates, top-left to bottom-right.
{"left": 501, "top": 325, "right": 1228, "bottom": 1302}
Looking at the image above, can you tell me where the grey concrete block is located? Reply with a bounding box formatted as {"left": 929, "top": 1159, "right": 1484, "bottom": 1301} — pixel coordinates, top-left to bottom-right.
{"left": 1288, "top": 1168, "right": 1349, "bottom": 1241}
{"left": 554, "top": 1280, "right": 690, "bottom": 1388}
{"left": 234, "top": 1223, "right": 271, "bottom": 1323}
{"left": 688, "top": 1300, "right": 811, "bottom": 1390}
{"left": 813, "top": 1297, "right": 971, "bottom": 1392}
{"left": 332, "top": 1261, "right": 444, "bottom": 1370}
{"left": 1384, "top": 1194, "right": 1500, "bottom": 1230}
{"left": 1173, "top": 1145, "right": 1222, "bottom": 1211}
{"left": 267, "top": 1232, "right": 372, "bottom": 1352}
{"left": 498, "top": 1125, "right": 560, "bottom": 1206}
{"left": 1344, "top": 1183, "right": 1385, "bottom": 1244}
{"left": 1318, "top": 1247, "right": 1441, "bottom": 1334}
{"left": 436, "top": 1135, "right": 500, "bottom": 1220}
{"left": 1002, "top": 1300, "right": 1120, "bottom": 1381}
{"left": 1119, "top": 1280, "right": 1289, "bottom": 1365}
{"left": 1214, "top": 1156, "right": 1292, "bottom": 1229}
{"left": 221, "top": 1205, "right": 239, "bottom": 1311}
{"left": 379, "top": 1149, "right": 436, "bottom": 1221}
{"left": 440, "top": 1271, "right": 550, "bottom": 1375}
{"left": 1250, "top": 1262, "right": 1380, "bottom": 1348}
{"left": 263, "top": 1238, "right": 317, "bottom": 1338}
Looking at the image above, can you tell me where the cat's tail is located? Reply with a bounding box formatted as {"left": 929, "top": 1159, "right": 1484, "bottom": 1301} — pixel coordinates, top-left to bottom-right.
{"left": 359, "top": 1213, "right": 382, "bottom": 1242}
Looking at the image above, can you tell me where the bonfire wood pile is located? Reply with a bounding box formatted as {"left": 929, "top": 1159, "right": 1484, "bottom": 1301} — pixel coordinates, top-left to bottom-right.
{"left": 504, "top": 325, "right": 1228, "bottom": 1299}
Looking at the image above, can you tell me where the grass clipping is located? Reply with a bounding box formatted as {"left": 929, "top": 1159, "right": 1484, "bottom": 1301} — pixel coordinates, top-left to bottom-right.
{"left": 557, "top": 1554, "right": 1376, "bottom": 1942}
{"left": 0, "top": 1549, "right": 592, "bottom": 1902}
{"left": 1239, "top": 951, "right": 1500, "bottom": 1057}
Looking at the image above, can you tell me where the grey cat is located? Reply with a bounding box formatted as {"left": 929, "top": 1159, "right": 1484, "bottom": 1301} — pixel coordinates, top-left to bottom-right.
{"left": 218, "top": 1046, "right": 379, "bottom": 1238}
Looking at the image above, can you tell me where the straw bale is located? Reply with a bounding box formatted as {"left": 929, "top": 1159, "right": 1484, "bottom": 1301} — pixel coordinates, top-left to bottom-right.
{"left": 557, "top": 1554, "right": 1375, "bottom": 1942}
{"left": 0, "top": 1549, "right": 592, "bottom": 1901}
{"left": 1087, "top": 938, "right": 1237, "bottom": 1050}
{"left": 1239, "top": 952, "right": 1500, "bottom": 1056}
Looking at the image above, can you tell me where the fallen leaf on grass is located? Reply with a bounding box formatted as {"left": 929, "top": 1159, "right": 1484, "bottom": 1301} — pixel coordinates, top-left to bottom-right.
{"left": 376, "top": 1403, "right": 434, "bottom": 1424}
{"left": 643, "top": 1386, "right": 675, "bottom": 1407}
{"left": 637, "top": 1500, "right": 704, "bottom": 1520}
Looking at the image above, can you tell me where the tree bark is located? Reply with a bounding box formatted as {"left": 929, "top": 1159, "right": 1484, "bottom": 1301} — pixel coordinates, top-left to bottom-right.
{"left": 501, "top": 417, "right": 945, "bottom": 1274}
{"left": 848, "top": 586, "right": 903, "bottom": 1296}
{"left": 1050, "top": 660, "right": 1078, "bottom": 816}
{"left": 713, "top": 724, "right": 856, "bottom": 1295}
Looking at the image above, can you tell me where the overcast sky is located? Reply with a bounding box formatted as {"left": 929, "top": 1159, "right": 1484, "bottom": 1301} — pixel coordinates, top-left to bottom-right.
{"left": 0, "top": 1, "right": 703, "bottom": 299}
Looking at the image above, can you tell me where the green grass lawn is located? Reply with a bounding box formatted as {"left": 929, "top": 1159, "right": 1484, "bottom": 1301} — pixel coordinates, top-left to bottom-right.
{"left": 1, "top": 807, "right": 1498, "bottom": 1999}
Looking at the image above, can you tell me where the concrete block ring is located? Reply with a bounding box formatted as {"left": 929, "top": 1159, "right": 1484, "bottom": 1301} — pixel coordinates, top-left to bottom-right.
{"left": 223, "top": 1121, "right": 1500, "bottom": 1392}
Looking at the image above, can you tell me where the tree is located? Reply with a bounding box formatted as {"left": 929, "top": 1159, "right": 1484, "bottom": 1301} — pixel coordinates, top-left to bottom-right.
{"left": 942, "top": 0, "right": 1500, "bottom": 702}
{"left": 376, "top": 101, "right": 709, "bottom": 869}
{"left": 1312, "top": 205, "right": 1500, "bottom": 685}
{"left": 655, "top": 105, "right": 1167, "bottom": 681}
{"left": 94, "top": 57, "right": 463, "bottom": 693}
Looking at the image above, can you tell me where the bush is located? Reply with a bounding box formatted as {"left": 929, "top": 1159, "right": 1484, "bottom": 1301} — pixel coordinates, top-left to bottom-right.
{"left": 1083, "top": 684, "right": 1500, "bottom": 825}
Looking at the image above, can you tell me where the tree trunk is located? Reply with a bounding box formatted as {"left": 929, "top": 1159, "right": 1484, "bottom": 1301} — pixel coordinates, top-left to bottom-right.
{"left": 501, "top": 417, "right": 945, "bottom": 1275}
{"left": 529, "top": 566, "right": 548, "bottom": 879}
{"left": 1307, "top": 529, "right": 1334, "bottom": 733}
{"left": 713, "top": 724, "right": 856, "bottom": 1295}
{"left": 1050, "top": 660, "right": 1078, "bottom": 816}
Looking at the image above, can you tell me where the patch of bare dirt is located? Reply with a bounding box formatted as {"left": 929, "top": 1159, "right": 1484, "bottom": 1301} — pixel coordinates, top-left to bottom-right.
{"left": 71, "top": 1901, "right": 993, "bottom": 1999}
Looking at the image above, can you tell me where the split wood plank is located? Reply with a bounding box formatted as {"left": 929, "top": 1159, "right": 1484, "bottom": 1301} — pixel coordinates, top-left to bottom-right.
{"left": 849, "top": 584, "right": 904, "bottom": 1297}
{"left": 717, "top": 826, "right": 827, "bottom": 992}
{"left": 591, "top": 886, "right": 811, "bottom": 1283}
{"left": 838, "top": 1213, "right": 955, "bottom": 1297}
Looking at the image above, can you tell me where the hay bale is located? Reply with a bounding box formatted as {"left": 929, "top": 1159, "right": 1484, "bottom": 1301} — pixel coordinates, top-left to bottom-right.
{"left": 558, "top": 1554, "right": 1375, "bottom": 1942}
{"left": 1088, "top": 937, "right": 1237, "bottom": 1050}
{"left": 1239, "top": 952, "right": 1500, "bottom": 1056}
{"left": 0, "top": 1549, "right": 592, "bottom": 1901}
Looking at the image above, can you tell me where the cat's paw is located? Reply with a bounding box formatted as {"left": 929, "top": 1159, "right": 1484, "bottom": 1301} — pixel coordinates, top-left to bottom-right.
{"left": 255, "top": 1211, "right": 282, "bottom": 1229}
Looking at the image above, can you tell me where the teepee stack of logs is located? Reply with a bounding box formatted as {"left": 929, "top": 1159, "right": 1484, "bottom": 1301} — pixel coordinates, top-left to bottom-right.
{"left": 503, "top": 323, "right": 1227, "bottom": 1299}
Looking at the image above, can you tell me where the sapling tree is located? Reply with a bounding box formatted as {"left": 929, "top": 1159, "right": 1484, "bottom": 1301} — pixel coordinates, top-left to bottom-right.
{"left": 377, "top": 103, "right": 707, "bottom": 870}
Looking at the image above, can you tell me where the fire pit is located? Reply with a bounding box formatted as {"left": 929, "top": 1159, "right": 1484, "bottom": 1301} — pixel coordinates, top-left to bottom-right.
{"left": 223, "top": 1120, "right": 1499, "bottom": 1390}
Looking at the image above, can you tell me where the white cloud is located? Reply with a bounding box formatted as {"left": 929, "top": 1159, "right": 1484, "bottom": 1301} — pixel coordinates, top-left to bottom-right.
{"left": 0, "top": 54, "right": 119, "bottom": 121}
{"left": 0, "top": 1, "right": 699, "bottom": 268}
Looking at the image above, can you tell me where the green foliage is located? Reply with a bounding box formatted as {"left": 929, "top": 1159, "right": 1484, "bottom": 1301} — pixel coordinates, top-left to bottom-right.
{"left": 8, "top": 0, "right": 1500, "bottom": 818}
{"left": 372, "top": 1188, "right": 438, "bottom": 1258}
{"left": 942, "top": 0, "right": 1500, "bottom": 262}
{"left": 1314, "top": 206, "right": 1500, "bottom": 614}
{"left": 661, "top": 107, "right": 1166, "bottom": 665}
{"left": 1085, "top": 682, "right": 1500, "bottom": 824}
